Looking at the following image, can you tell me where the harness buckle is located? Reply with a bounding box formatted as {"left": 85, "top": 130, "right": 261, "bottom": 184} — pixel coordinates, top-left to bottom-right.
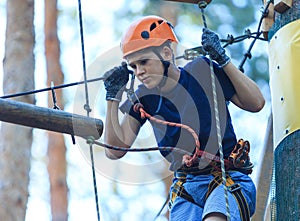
{"left": 227, "top": 183, "right": 241, "bottom": 193}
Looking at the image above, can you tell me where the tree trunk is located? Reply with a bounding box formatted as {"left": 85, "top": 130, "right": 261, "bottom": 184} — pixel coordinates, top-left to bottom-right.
{"left": 45, "top": 0, "right": 68, "bottom": 220}
{"left": 0, "top": 0, "right": 35, "bottom": 220}
{"left": 268, "top": 1, "right": 300, "bottom": 220}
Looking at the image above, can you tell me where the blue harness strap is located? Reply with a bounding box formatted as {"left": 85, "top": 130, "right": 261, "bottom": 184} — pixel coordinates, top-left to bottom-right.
{"left": 169, "top": 169, "right": 250, "bottom": 221}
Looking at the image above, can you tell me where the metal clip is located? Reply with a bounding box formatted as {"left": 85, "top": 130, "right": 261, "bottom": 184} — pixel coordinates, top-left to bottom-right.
{"left": 176, "top": 46, "right": 207, "bottom": 60}
{"left": 125, "top": 73, "right": 140, "bottom": 105}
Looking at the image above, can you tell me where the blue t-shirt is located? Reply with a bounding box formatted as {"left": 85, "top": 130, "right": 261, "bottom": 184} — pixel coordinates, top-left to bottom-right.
{"left": 120, "top": 56, "right": 237, "bottom": 171}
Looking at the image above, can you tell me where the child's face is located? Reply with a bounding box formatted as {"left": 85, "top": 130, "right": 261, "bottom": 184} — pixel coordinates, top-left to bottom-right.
{"left": 127, "top": 50, "right": 164, "bottom": 89}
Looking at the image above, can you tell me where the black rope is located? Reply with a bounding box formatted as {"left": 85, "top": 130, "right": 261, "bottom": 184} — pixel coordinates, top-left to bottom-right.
{"left": 87, "top": 137, "right": 101, "bottom": 221}
{"left": 153, "top": 195, "right": 170, "bottom": 221}
{"left": 51, "top": 81, "right": 76, "bottom": 144}
{"left": 77, "top": 0, "right": 100, "bottom": 220}
{"left": 221, "top": 31, "right": 267, "bottom": 48}
{"left": 91, "top": 140, "right": 191, "bottom": 155}
{"left": 199, "top": 6, "right": 208, "bottom": 28}
{"left": 77, "top": 0, "right": 91, "bottom": 116}
{"left": 175, "top": 30, "right": 267, "bottom": 61}
{"left": 175, "top": 2, "right": 270, "bottom": 69}
{"left": 238, "top": 0, "right": 271, "bottom": 72}
{"left": 0, "top": 76, "right": 106, "bottom": 99}
{"left": 50, "top": 81, "right": 60, "bottom": 110}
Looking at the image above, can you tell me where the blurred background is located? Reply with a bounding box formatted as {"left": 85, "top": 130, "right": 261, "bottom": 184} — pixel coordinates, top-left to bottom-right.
{"left": 0, "top": 0, "right": 271, "bottom": 220}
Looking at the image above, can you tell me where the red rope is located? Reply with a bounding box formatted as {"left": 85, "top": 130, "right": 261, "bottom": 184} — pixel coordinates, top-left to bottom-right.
{"left": 132, "top": 103, "right": 238, "bottom": 169}
{"left": 134, "top": 103, "right": 203, "bottom": 167}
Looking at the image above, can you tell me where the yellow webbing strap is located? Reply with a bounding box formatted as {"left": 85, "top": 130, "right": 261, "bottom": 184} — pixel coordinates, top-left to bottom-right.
{"left": 169, "top": 172, "right": 250, "bottom": 221}
{"left": 169, "top": 176, "right": 201, "bottom": 209}
{"left": 206, "top": 172, "right": 250, "bottom": 221}
{"left": 170, "top": 180, "right": 184, "bottom": 208}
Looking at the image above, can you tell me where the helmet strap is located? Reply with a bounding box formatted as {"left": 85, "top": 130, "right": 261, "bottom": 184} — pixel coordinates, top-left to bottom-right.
{"left": 153, "top": 48, "right": 170, "bottom": 89}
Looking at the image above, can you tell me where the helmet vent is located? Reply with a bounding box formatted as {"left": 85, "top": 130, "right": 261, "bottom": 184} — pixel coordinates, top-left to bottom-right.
{"left": 141, "top": 31, "right": 150, "bottom": 39}
{"left": 150, "top": 22, "right": 157, "bottom": 31}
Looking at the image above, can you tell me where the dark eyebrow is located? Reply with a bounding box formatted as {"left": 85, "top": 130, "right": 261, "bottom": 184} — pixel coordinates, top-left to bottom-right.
{"left": 128, "top": 55, "right": 152, "bottom": 67}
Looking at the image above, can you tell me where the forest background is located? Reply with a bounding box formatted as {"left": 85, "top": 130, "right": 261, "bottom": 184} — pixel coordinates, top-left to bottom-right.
{"left": 0, "top": 0, "right": 271, "bottom": 220}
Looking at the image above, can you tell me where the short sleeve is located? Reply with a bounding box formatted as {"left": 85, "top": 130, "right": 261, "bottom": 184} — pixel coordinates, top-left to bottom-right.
{"left": 202, "top": 56, "right": 236, "bottom": 101}
{"left": 119, "top": 95, "right": 147, "bottom": 126}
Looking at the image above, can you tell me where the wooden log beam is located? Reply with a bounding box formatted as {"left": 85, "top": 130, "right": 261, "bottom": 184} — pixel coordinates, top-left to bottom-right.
{"left": 0, "top": 98, "right": 103, "bottom": 140}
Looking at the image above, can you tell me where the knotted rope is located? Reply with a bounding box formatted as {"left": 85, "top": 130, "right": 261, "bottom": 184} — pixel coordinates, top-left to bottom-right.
{"left": 133, "top": 103, "right": 201, "bottom": 167}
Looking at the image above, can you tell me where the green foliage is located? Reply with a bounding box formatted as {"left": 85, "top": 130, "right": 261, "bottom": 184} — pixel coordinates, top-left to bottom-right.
{"left": 114, "top": 0, "right": 270, "bottom": 83}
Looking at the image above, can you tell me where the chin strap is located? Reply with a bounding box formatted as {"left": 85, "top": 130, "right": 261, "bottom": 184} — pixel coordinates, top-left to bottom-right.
{"left": 153, "top": 48, "right": 170, "bottom": 89}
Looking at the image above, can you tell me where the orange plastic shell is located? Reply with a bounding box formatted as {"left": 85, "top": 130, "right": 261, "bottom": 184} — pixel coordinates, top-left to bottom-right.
{"left": 121, "top": 16, "right": 178, "bottom": 57}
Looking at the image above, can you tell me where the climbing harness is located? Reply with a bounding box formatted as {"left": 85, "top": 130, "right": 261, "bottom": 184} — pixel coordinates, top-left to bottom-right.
{"left": 229, "top": 139, "right": 254, "bottom": 172}
{"left": 207, "top": 172, "right": 250, "bottom": 221}
{"left": 169, "top": 179, "right": 201, "bottom": 208}
{"left": 168, "top": 138, "right": 253, "bottom": 220}
{"left": 168, "top": 171, "right": 251, "bottom": 221}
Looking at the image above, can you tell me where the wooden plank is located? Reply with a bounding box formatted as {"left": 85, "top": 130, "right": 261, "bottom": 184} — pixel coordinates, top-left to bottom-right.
{"left": 0, "top": 98, "right": 103, "bottom": 139}
{"left": 262, "top": 1, "right": 275, "bottom": 40}
{"left": 164, "top": 0, "right": 211, "bottom": 4}
{"left": 274, "top": 0, "right": 292, "bottom": 13}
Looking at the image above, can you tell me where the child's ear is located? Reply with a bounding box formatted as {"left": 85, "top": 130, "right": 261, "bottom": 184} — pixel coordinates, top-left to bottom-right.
{"left": 161, "top": 46, "right": 173, "bottom": 60}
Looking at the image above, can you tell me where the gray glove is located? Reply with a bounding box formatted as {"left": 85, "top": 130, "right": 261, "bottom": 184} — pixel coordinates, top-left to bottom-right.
{"left": 201, "top": 28, "right": 230, "bottom": 67}
{"left": 104, "top": 63, "right": 131, "bottom": 101}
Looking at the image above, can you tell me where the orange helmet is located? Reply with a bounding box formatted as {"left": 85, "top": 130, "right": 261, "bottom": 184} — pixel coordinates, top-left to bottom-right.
{"left": 121, "top": 15, "right": 178, "bottom": 58}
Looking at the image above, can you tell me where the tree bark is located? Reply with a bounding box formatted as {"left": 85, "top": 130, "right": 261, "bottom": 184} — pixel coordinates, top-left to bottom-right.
{"left": 0, "top": 0, "right": 35, "bottom": 220}
{"left": 45, "top": 0, "right": 68, "bottom": 220}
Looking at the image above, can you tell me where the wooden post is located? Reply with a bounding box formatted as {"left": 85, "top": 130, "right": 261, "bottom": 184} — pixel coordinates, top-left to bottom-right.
{"left": 274, "top": 0, "right": 293, "bottom": 13}
{"left": 261, "top": 0, "right": 275, "bottom": 40}
{"left": 0, "top": 98, "right": 103, "bottom": 140}
{"left": 268, "top": 1, "right": 300, "bottom": 220}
